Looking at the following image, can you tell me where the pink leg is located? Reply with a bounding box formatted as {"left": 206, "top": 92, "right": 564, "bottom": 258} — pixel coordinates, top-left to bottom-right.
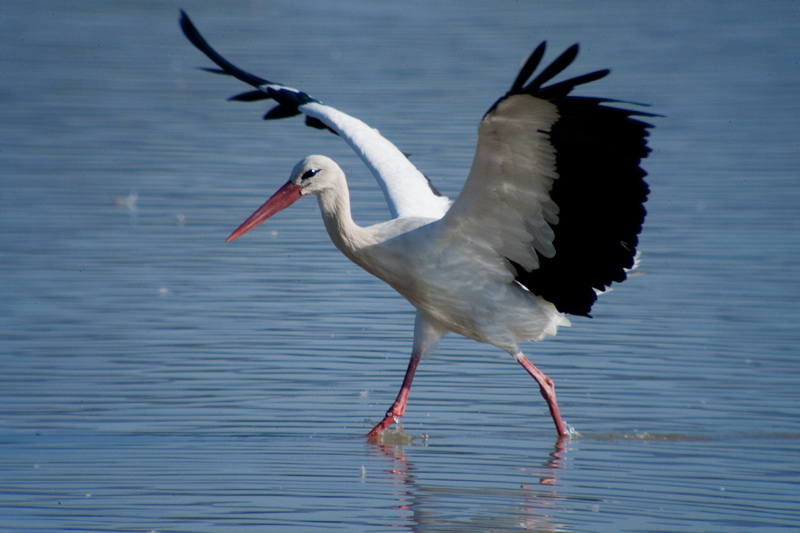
{"left": 366, "top": 346, "right": 422, "bottom": 437}
{"left": 513, "top": 352, "right": 568, "bottom": 437}
{"left": 367, "top": 313, "right": 444, "bottom": 438}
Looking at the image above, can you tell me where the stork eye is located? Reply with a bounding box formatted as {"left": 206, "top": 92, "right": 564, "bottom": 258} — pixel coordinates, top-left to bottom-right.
{"left": 301, "top": 168, "right": 319, "bottom": 181}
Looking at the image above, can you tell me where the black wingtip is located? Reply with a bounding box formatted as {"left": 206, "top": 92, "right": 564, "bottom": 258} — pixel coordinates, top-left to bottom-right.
{"left": 509, "top": 41, "right": 547, "bottom": 94}
{"left": 179, "top": 10, "right": 200, "bottom": 47}
{"left": 229, "top": 90, "right": 273, "bottom": 102}
{"left": 179, "top": 11, "right": 339, "bottom": 137}
{"left": 179, "top": 10, "right": 270, "bottom": 89}
{"left": 524, "top": 43, "right": 579, "bottom": 93}
{"left": 199, "top": 67, "right": 229, "bottom": 76}
{"left": 305, "top": 116, "right": 339, "bottom": 135}
{"left": 536, "top": 69, "right": 609, "bottom": 99}
{"left": 503, "top": 42, "right": 641, "bottom": 104}
{"left": 263, "top": 104, "right": 302, "bottom": 120}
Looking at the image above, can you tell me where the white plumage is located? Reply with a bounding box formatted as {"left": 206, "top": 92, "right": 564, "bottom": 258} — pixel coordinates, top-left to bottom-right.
{"left": 180, "top": 11, "right": 654, "bottom": 439}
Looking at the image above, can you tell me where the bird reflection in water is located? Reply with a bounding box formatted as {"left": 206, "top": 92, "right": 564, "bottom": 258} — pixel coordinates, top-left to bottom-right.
{"left": 365, "top": 436, "right": 568, "bottom": 530}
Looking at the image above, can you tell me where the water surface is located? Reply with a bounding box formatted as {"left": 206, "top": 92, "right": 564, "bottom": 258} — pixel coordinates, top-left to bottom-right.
{"left": 2, "top": 1, "right": 799, "bottom": 531}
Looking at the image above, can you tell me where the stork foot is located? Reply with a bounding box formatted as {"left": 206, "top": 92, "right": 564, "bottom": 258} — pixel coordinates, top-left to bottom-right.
{"left": 366, "top": 409, "right": 401, "bottom": 438}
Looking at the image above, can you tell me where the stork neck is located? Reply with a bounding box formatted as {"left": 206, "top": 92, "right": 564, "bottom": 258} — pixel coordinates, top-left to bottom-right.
{"left": 316, "top": 182, "right": 370, "bottom": 256}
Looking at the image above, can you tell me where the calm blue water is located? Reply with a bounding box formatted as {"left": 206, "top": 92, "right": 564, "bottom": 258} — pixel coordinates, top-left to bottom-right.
{"left": 2, "top": 1, "right": 799, "bottom": 531}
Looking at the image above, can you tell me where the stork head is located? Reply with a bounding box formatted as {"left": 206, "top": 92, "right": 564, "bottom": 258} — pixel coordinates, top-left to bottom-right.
{"left": 226, "top": 155, "right": 341, "bottom": 242}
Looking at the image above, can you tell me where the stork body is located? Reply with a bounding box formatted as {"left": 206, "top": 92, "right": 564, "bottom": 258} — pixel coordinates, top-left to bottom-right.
{"left": 180, "top": 12, "right": 653, "bottom": 439}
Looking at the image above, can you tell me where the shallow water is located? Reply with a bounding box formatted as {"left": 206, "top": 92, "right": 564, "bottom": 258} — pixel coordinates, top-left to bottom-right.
{"left": 2, "top": 1, "right": 799, "bottom": 531}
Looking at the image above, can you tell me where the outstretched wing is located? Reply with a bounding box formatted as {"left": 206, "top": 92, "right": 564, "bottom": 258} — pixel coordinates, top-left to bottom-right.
{"left": 179, "top": 11, "right": 450, "bottom": 220}
{"left": 439, "top": 42, "right": 654, "bottom": 317}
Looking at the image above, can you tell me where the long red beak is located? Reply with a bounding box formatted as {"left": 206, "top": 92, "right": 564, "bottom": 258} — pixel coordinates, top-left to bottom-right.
{"left": 226, "top": 181, "right": 303, "bottom": 242}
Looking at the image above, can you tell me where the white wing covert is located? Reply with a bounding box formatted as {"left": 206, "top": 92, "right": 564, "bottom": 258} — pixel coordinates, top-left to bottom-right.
{"left": 442, "top": 94, "right": 562, "bottom": 275}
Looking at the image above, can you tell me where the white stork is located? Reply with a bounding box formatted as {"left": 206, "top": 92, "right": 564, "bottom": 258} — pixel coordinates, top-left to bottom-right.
{"left": 179, "top": 11, "right": 653, "bottom": 439}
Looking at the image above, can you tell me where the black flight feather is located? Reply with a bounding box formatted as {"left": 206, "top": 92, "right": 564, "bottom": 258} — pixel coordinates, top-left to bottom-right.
{"left": 495, "top": 42, "right": 656, "bottom": 317}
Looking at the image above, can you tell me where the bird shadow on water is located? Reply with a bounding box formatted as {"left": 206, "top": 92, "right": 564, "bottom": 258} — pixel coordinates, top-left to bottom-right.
{"left": 364, "top": 426, "right": 569, "bottom": 531}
